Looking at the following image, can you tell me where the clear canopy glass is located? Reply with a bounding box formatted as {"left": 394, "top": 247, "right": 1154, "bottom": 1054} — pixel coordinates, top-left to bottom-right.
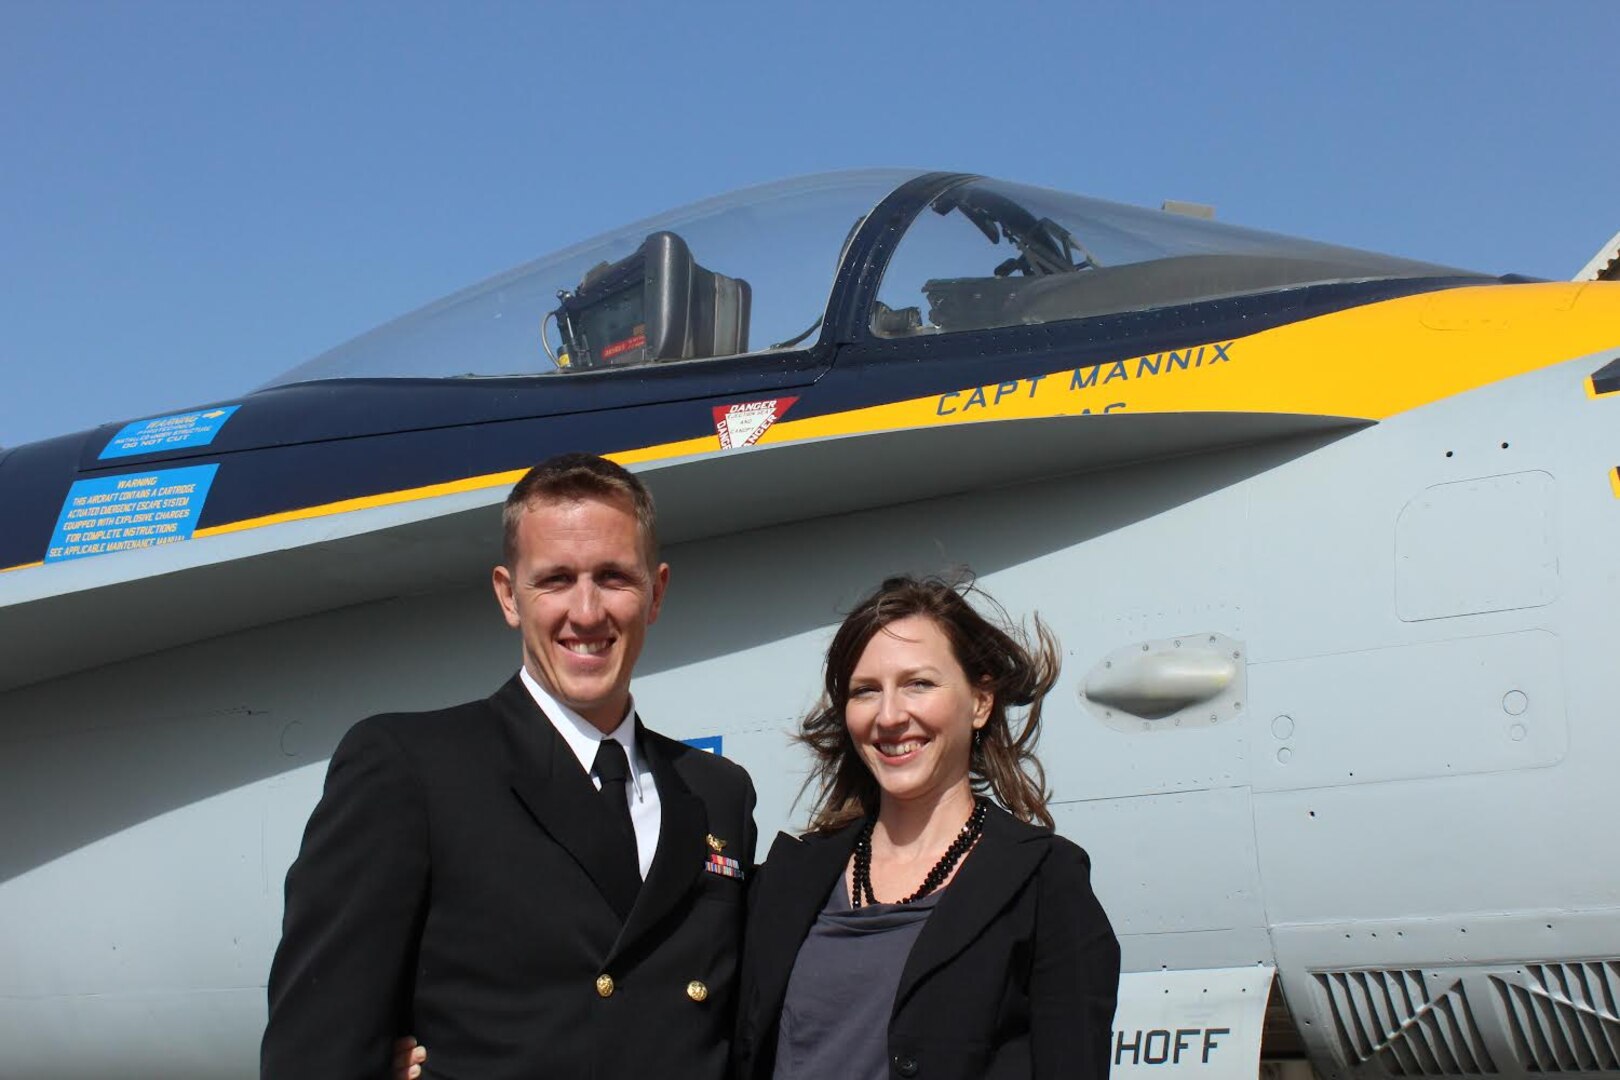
{"left": 265, "top": 170, "right": 1487, "bottom": 387}
{"left": 265, "top": 169, "right": 914, "bottom": 385}
{"left": 872, "top": 178, "right": 1482, "bottom": 336}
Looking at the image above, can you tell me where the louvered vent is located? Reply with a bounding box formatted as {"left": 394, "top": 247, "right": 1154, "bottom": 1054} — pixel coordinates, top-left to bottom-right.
{"left": 1315, "top": 968, "right": 1497, "bottom": 1076}
{"left": 1493, "top": 961, "right": 1620, "bottom": 1072}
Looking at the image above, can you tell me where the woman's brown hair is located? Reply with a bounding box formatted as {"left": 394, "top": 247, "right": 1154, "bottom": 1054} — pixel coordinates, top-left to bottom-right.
{"left": 798, "top": 573, "right": 1060, "bottom": 832}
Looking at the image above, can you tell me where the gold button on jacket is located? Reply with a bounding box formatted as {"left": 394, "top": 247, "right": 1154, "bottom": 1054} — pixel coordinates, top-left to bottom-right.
{"left": 686, "top": 980, "right": 708, "bottom": 1003}
{"left": 596, "top": 974, "right": 615, "bottom": 998}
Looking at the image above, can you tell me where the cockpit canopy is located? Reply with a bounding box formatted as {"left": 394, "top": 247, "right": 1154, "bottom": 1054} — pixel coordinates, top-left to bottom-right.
{"left": 266, "top": 170, "right": 1480, "bottom": 386}
{"left": 873, "top": 177, "right": 1477, "bottom": 336}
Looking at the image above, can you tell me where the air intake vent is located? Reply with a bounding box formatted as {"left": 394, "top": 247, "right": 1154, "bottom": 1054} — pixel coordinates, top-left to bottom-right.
{"left": 1315, "top": 969, "right": 1497, "bottom": 1076}
{"left": 1492, "top": 961, "right": 1620, "bottom": 1072}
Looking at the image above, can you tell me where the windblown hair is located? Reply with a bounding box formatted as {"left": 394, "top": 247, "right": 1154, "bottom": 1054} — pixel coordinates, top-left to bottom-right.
{"left": 799, "top": 573, "right": 1060, "bottom": 833}
{"left": 502, "top": 452, "right": 659, "bottom": 568}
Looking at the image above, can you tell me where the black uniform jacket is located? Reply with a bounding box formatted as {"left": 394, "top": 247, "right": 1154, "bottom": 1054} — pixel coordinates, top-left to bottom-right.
{"left": 262, "top": 676, "right": 757, "bottom": 1080}
{"left": 734, "top": 804, "right": 1118, "bottom": 1080}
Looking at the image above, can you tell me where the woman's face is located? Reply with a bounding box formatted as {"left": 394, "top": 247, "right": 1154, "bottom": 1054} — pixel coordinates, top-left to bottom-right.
{"left": 844, "top": 615, "right": 992, "bottom": 810}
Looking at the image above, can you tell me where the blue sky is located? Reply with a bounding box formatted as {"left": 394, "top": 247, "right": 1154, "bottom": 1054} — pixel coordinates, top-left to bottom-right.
{"left": 3, "top": 2, "right": 1615, "bottom": 448}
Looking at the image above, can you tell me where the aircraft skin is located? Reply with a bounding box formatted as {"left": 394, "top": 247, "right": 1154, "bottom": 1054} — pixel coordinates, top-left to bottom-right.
{"left": 1, "top": 171, "right": 1618, "bottom": 1078}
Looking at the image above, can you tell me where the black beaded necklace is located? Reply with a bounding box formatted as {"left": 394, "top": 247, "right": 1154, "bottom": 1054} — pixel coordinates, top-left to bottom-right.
{"left": 851, "top": 797, "right": 988, "bottom": 909}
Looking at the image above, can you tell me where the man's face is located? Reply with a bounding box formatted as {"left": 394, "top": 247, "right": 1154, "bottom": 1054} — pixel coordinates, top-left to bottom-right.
{"left": 492, "top": 493, "right": 668, "bottom": 734}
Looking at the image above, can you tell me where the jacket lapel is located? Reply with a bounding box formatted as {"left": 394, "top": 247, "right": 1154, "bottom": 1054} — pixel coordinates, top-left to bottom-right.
{"left": 612, "top": 725, "right": 707, "bottom": 957}
{"left": 745, "top": 822, "right": 861, "bottom": 1052}
{"left": 492, "top": 677, "right": 642, "bottom": 922}
{"left": 893, "top": 805, "right": 1050, "bottom": 1014}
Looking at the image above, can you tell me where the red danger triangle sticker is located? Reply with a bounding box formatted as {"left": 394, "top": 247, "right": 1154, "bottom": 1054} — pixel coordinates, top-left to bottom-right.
{"left": 713, "top": 396, "right": 798, "bottom": 449}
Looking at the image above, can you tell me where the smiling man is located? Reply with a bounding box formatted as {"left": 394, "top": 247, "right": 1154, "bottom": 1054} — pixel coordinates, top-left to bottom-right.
{"left": 262, "top": 453, "right": 757, "bottom": 1080}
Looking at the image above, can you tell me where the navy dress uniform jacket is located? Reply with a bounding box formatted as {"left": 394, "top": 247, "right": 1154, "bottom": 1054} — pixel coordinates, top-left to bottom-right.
{"left": 734, "top": 803, "right": 1118, "bottom": 1080}
{"left": 262, "top": 676, "right": 756, "bottom": 1080}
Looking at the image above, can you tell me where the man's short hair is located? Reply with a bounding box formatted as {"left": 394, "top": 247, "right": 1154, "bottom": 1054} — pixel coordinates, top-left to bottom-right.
{"left": 502, "top": 453, "right": 659, "bottom": 568}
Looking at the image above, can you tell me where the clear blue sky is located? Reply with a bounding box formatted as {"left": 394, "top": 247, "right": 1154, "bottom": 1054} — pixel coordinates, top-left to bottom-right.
{"left": 3, "top": 2, "right": 1615, "bottom": 448}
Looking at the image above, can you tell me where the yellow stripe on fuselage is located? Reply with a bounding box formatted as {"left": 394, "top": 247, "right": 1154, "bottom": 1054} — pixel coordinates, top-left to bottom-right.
{"left": 748, "top": 282, "right": 1620, "bottom": 446}
{"left": 189, "top": 470, "right": 531, "bottom": 539}
{"left": 186, "top": 436, "right": 726, "bottom": 540}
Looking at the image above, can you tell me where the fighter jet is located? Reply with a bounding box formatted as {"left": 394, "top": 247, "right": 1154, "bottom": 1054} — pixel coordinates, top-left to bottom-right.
{"left": 2, "top": 170, "right": 1617, "bottom": 1079}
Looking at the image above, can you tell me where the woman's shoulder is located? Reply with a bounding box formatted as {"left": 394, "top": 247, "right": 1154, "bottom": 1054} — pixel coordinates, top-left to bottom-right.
{"left": 765, "top": 818, "right": 861, "bottom": 860}
{"left": 979, "top": 803, "right": 1097, "bottom": 874}
{"left": 1040, "top": 833, "right": 1096, "bottom": 879}
{"left": 756, "top": 819, "right": 861, "bottom": 879}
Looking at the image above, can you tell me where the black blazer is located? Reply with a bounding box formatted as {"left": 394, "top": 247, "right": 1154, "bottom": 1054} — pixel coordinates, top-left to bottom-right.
{"left": 735, "top": 804, "right": 1118, "bottom": 1080}
{"left": 262, "top": 676, "right": 756, "bottom": 1080}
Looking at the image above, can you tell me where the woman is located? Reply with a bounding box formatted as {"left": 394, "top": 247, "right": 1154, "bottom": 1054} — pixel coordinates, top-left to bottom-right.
{"left": 734, "top": 574, "right": 1118, "bottom": 1080}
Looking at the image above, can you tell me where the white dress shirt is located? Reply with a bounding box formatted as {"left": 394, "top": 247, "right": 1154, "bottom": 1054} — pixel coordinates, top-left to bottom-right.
{"left": 519, "top": 667, "right": 662, "bottom": 880}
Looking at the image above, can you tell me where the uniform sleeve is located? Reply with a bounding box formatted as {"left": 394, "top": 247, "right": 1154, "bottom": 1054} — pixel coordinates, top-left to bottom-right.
{"left": 261, "top": 717, "right": 431, "bottom": 1080}
{"left": 1030, "top": 839, "right": 1122, "bottom": 1080}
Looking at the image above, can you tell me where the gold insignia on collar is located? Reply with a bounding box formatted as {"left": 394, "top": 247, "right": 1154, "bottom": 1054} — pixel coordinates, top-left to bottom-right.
{"left": 705, "top": 834, "right": 727, "bottom": 853}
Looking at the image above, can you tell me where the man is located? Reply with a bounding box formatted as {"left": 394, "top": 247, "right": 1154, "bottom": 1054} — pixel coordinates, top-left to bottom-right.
{"left": 263, "top": 453, "right": 756, "bottom": 1079}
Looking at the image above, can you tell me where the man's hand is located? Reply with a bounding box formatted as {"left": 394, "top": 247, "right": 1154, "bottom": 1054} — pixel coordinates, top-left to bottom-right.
{"left": 392, "top": 1036, "right": 427, "bottom": 1079}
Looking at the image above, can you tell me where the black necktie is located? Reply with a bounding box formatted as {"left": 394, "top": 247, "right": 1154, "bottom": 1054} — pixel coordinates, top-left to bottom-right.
{"left": 592, "top": 738, "right": 642, "bottom": 905}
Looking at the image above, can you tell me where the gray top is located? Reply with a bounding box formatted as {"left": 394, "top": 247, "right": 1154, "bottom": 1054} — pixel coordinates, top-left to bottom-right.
{"left": 772, "top": 875, "right": 942, "bottom": 1080}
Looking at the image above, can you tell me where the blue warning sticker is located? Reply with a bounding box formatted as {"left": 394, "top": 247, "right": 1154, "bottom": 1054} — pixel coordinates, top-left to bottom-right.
{"left": 99, "top": 406, "right": 239, "bottom": 459}
{"left": 682, "top": 735, "right": 724, "bottom": 756}
{"left": 46, "top": 464, "right": 220, "bottom": 563}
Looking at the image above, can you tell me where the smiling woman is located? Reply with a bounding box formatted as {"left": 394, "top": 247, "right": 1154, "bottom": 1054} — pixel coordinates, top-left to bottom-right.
{"left": 798, "top": 575, "right": 1060, "bottom": 834}
{"left": 842, "top": 613, "right": 994, "bottom": 833}
{"left": 734, "top": 575, "right": 1121, "bottom": 1080}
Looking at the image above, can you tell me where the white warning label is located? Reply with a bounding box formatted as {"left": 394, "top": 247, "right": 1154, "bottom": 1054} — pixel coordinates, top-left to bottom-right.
{"left": 713, "top": 396, "right": 798, "bottom": 449}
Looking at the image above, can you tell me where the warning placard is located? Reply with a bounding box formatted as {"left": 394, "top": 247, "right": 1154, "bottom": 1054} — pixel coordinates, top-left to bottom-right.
{"left": 100, "top": 406, "right": 239, "bottom": 459}
{"left": 713, "top": 397, "right": 798, "bottom": 449}
{"left": 45, "top": 463, "right": 221, "bottom": 563}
